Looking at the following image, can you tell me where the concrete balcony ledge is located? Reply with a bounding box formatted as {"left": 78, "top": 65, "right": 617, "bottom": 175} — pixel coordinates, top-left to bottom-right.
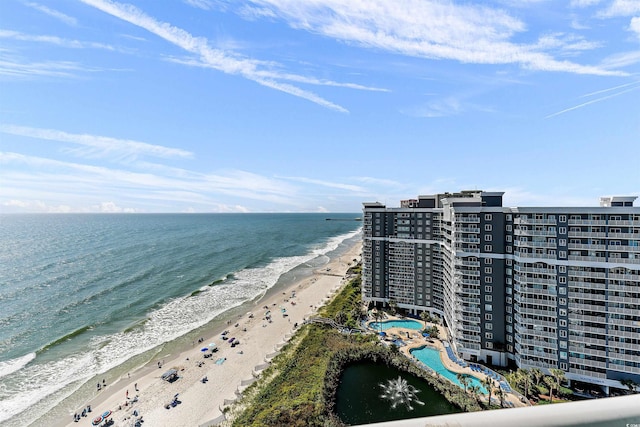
{"left": 356, "top": 394, "right": 640, "bottom": 427}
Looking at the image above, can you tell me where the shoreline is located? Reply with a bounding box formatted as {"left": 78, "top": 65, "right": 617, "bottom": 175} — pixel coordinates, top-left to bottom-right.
{"left": 54, "top": 241, "right": 362, "bottom": 427}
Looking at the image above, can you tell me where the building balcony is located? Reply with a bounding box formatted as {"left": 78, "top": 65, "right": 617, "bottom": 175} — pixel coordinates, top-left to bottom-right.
{"left": 568, "top": 243, "right": 607, "bottom": 251}
{"left": 455, "top": 217, "right": 480, "bottom": 223}
{"left": 515, "top": 240, "right": 558, "bottom": 249}
{"left": 608, "top": 273, "right": 640, "bottom": 281}
{"left": 569, "top": 270, "right": 607, "bottom": 279}
{"left": 567, "top": 219, "right": 607, "bottom": 226}
{"left": 607, "top": 220, "right": 638, "bottom": 226}
{"left": 515, "top": 229, "right": 557, "bottom": 237}
{"left": 515, "top": 218, "right": 558, "bottom": 225}
{"left": 568, "top": 231, "right": 607, "bottom": 238}
{"left": 568, "top": 280, "right": 606, "bottom": 291}
{"left": 569, "top": 357, "right": 606, "bottom": 369}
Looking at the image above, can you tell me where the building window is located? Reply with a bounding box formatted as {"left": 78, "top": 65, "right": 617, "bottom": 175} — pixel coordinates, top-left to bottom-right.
{"left": 559, "top": 319, "right": 567, "bottom": 327}
{"left": 484, "top": 244, "right": 493, "bottom": 252}
{"left": 560, "top": 362, "right": 568, "bottom": 370}
{"left": 506, "top": 214, "right": 512, "bottom": 221}
{"left": 485, "top": 294, "right": 493, "bottom": 302}
{"left": 485, "top": 214, "right": 493, "bottom": 221}
{"left": 485, "top": 267, "right": 493, "bottom": 274}
{"left": 559, "top": 298, "right": 566, "bottom": 305}
{"left": 485, "top": 258, "right": 492, "bottom": 264}
{"left": 559, "top": 265, "right": 566, "bottom": 273}
{"left": 559, "top": 239, "right": 566, "bottom": 246}
{"left": 506, "top": 235, "right": 512, "bottom": 242}
{"left": 485, "top": 276, "right": 493, "bottom": 283}
{"left": 485, "top": 342, "right": 493, "bottom": 349}
{"left": 559, "top": 227, "right": 566, "bottom": 234}
{"left": 506, "top": 225, "right": 512, "bottom": 232}
{"left": 560, "top": 351, "right": 567, "bottom": 359}
{"left": 485, "top": 304, "right": 493, "bottom": 312}
{"left": 559, "top": 276, "right": 566, "bottom": 284}
{"left": 485, "top": 332, "right": 493, "bottom": 339}
{"left": 485, "top": 234, "right": 493, "bottom": 242}
{"left": 506, "top": 259, "right": 512, "bottom": 266}
{"left": 485, "top": 286, "right": 493, "bottom": 292}
{"left": 559, "top": 215, "right": 566, "bottom": 222}
{"left": 559, "top": 251, "right": 567, "bottom": 258}
{"left": 485, "top": 224, "right": 493, "bottom": 231}
{"left": 485, "top": 313, "right": 492, "bottom": 321}
{"left": 559, "top": 308, "right": 567, "bottom": 316}
{"left": 559, "top": 287, "right": 566, "bottom": 295}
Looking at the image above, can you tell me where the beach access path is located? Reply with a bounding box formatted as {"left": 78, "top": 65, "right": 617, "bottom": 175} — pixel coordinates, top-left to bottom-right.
{"left": 59, "top": 242, "right": 361, "bottom": 427}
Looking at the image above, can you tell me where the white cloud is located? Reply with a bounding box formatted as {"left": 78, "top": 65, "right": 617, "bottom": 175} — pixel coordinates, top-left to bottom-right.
{"left": 79, "top": 0, "right": 357, "bottom": 112}
{"left": 600, "top": 50, "right": 640, "bottom": 68}
{"left": 244, "top": 0, "right": 623, "bottom": 76}
{"left": 183, "top": 0, "right": 214, "bottom": 10}
{"left": 598, "top": 0, "right": 640, "bottom": 17}
{"left": 630, "top": 17, "right": 640, "bottom": 39}
{"left": 0, "top": 30, "right": 115, "bottom": 50}
{"left": 0, "top": 125, "right": 193, "bottom": 161}
{"left": 0, "top": 55, "right": 101, "bottom": 78}
{"left": 279, "top": 176, "right": 365, "bottom": 192}
{"left": 93, "top": 201, "right": 138, "bottom": 213}
{"left": 570, "top": 0, "right": 603, "bottom": 7}
{"left": 24, "top": 2, "right": 78, "bottom": 26}
{"left": 1, "top": 199, "right": 73, "bottom": 213}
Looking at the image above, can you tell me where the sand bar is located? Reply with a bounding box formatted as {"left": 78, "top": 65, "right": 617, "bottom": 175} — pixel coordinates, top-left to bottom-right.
{"left": 59, "top": 242, "right": 361, "bottom": 427}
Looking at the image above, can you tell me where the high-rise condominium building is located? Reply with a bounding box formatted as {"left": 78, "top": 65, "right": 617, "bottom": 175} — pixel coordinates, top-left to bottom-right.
{"left": 362, "top": 191, "right": 639, "bottom": 393}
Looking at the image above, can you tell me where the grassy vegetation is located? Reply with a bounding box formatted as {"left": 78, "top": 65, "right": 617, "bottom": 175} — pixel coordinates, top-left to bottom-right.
{"left": 230, "top": 265, "right": 480, "bottom": 426}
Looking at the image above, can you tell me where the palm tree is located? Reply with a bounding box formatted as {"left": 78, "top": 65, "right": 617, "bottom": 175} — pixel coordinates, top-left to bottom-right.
{"left": 457, "top": 373, "right": 470, "bottom": 393}
{"left": 469, "top": 385, "right": 482, "bottom": 405}
{"left": 482, "top": 376, "right": 494, "bottom": 408}
{"left": 544, "top": 375, "right": 558, "bottom": 403}
{"left": 420, "top": 310, "right": 432, "bottom": 329}
{"left": 388, "top": 299, "right": 398, "bottom": 315}
{"left": 517, "top": 368, "right": 531, "bottom": 399}
{"left": 531, "top": 368, "right": 544, "bottom": 394}
{"left": 496, "top": 386, "right": 506, "bottom": 407}
{"left": 621, "top": 378, "right": 638, "bottom": 393}
{"left": 550, "top": 368, "right": 566, "bottom": 398}
{"left": 373, "top": 309, "right": 383, "bottom": 332}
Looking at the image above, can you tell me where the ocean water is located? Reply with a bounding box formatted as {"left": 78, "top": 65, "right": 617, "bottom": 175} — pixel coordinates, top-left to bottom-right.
{"left": 0, "top": 213, "right": 361, "bottom": 425}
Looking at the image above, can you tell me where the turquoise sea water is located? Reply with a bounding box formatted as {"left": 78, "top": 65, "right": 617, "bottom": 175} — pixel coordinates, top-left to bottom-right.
{"left": 369, "top": 319, "right": 423, "bottom": 331}
{"left": 0, "top": 213, "right": 361, "bottom": 425}
{"left": 410, "top": 346, "right": 488, "bottom": 394}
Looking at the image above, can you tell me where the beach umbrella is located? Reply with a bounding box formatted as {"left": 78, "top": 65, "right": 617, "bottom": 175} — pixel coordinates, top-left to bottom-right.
{"left": 200, "top": 347, "right": 208, "bottom": 352}
{"left": 92, "top": 416, "right": 103, "bottom": 425}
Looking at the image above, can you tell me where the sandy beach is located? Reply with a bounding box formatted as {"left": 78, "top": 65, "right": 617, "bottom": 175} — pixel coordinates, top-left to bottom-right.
{"left": 60, "top": 242, "right": 361, "bottom": 427}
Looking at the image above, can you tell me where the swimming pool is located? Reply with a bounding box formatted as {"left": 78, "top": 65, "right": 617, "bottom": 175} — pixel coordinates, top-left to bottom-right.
{"left": 410, "top": 346, "right": 487, "bottom": 394}
{"left": 369, "top": 319, "right": 424, "bottom": 331}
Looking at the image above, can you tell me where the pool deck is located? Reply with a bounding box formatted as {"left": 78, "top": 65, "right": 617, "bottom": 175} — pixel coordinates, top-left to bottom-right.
{"left": 370, "top": 315, "right": 526, "bottom": 409}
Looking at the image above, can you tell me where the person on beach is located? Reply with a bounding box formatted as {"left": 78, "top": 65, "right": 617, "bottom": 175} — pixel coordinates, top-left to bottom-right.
{"left": 135, "top": 383, "right": 138, "bottom": 391}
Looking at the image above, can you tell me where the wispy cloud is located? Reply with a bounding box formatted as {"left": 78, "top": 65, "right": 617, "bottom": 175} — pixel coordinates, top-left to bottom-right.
{"left": 597, "top": 0, "right": 640, "bottom": 17}
{"left": 545, "top": 81, "right": 640, "bottom": 118}
{"left": 183, "top": 0, "right": 214, "bottom": 10}
{"left": 0, "top": 55, "right": 100, "bottom": 78}
{"left": 630, "top": 17, "right": 640, "bottom": 39}
{"left": 243, "top": 0, "right": 623, "bottom": 76}
{"left": 600, "top": 50, "right": 640, "bottom": 69}
{"left": 24, "top": 2, "right": 78, "bottom": 26}
{"left": 0, "top": 125, "right": 193, "bottom": 161}
{"left": 79, "top": 0, "right": 363, "bottom": 112}
{"left": 0, "top": 30, "right": 115, "bottom": 50}
{"left": 0, "top": 151, "right": 300, "bottom": 209}
{"left": 280, "top": 176, "right": 365, "bottom": 192}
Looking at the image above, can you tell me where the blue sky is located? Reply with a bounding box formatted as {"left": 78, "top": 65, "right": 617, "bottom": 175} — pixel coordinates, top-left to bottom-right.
{"left": 1, "top": 0, "right": 639, "bottom": 213}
